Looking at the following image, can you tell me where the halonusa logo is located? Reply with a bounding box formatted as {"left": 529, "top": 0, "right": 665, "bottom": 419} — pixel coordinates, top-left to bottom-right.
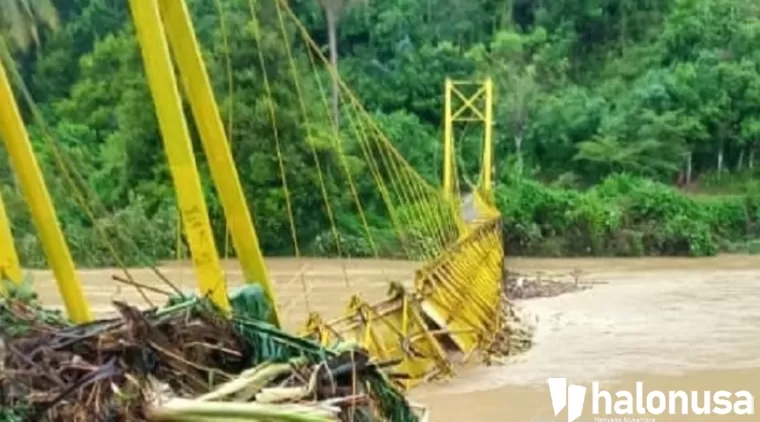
{"left": 547, "top": 377, "right": 754, "bottom": 422}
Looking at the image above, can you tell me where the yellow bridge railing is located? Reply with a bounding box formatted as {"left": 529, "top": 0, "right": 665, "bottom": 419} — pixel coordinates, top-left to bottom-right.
{"left": 305, "top": 213, "right": 503, "bottom": 389}
{"left": 0, "top": 0, "right": 503, "bottom": 389}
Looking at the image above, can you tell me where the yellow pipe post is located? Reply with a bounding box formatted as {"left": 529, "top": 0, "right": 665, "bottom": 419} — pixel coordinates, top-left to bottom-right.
{"left": 127, "top": 0, "right": 229, "bottom": 310}
{"left": 443, "top": 79, "right": 454, "bottom": 201}
{"left": 0, "top": 190, "right": 22, "bottom": 287}
{"left": 481, "top": 78, "right": 494, "bottom": 201}
{"left": 0, "top": 59, "right": 91, "bottom": 322}
{"left": 157, "top": 0, "right": 281, "bottom": 326}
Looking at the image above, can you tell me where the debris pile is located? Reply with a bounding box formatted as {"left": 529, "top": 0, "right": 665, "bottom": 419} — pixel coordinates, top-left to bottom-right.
{"left": 0, "top": 280, "right": 420, "bottom": 422}
{"left": 486, "top": 268, "right": 601, "bottom": 362}
{"left": 504, "top": 269, "right": 593, "bottom": 299}
{"left": 482, "top": 292, "right": 535, "bottom": 363}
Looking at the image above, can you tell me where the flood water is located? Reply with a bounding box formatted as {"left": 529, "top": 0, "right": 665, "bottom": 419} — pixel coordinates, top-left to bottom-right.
{"left": 29, "top": 255, "right": 760, "bottom": 421}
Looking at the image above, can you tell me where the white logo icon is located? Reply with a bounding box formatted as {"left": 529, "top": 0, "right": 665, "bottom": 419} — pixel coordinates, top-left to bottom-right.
{"left": 547, "top": 378, "right": 586, "bottom": 422}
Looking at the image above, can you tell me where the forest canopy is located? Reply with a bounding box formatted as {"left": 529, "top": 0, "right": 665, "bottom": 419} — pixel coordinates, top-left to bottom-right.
{"left": 2, "top": 0, "right": 760, "bottom": 266}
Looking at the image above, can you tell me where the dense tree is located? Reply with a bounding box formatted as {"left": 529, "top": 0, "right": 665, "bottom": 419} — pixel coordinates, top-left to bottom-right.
{"left": 2, "top": 0, "right": 760, "bottom": 265}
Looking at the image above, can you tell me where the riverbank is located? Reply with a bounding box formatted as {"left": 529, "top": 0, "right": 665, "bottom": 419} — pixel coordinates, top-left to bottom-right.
{"left": 10, "top": 175, "right": 760, "bottom": 268}
{"left": 497, "top": 174, "right": 760, "bottom": 258}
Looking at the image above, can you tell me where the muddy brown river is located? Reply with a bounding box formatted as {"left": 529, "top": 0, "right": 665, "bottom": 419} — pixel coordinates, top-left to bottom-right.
{"left": 29, "top": 255, "right": 760, "bottom": 421}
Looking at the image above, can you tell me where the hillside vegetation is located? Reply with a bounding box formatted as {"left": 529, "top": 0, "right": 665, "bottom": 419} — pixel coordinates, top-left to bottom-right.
{"left": 2, "top": 0, "right": 760, "bottom": 266}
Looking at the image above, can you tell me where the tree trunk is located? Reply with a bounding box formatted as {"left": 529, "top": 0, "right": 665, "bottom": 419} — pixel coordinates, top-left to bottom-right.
{"left": 750, "top": 147, "right": 756, "bottom": 169}
{"left": 514, "top": 133, "right": 523, "bottom": 174}
{"left": 737, "top": 148, "right": 745, "bottom": 171}
{"left": 686, "top": 151, "right": 693, "bottom": 184}
{"left": 326, "top": 8, "right": 340, "bottom": 130}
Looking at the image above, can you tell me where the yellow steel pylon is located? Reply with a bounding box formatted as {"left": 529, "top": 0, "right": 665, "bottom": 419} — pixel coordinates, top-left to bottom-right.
{"left": 0, "top": 54, "right": 91, "bottom": 322}
{"left": 0, "top": 190, "right": 22, "bottom": 289}
{"left": 127, "top": 0, "right": 230, "bottom": 311}
{"left": 442, "top": 79, "right": 495, "bottom": 203}
{"left": 157, "top": 0, "right": 281, "bottom": 326}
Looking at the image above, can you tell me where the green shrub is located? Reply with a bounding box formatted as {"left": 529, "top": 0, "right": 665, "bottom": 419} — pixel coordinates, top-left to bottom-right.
{"left": 496, "top": 173, "right": 760, "bottom": 257}
{"left": 7, "top": 170, "right": 760, "bottom": 266}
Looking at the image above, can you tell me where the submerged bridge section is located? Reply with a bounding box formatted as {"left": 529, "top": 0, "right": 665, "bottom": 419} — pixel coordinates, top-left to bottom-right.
{"left": 0, "top": 0, "right": 504, "bottom": 390}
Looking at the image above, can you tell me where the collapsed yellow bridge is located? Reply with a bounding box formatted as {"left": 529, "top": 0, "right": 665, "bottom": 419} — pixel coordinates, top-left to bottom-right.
{"left": 0, "top": 0, "right": 503, "bottom": 390}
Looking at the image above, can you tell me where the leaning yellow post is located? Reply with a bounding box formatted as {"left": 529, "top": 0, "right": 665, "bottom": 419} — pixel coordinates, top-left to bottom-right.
{"left": 481, "top": 78, "right": 494, "bottom": 201}
{"left": 0, "top": 58, "right": 91, "bottom": 322}
{"left": 157, "top": 0, "right": 281, "bottom": 326}
{"left": 0, "top": 190, "right": 22, "bottom": 287}
{"left": 442, "top": 79, "right": 454, "bottom": 201}
{"left": 128, "top": 0, "right": 229, "bottom": 310}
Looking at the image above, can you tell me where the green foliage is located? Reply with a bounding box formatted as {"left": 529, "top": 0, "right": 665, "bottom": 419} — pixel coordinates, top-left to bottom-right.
{"left": 3, "top": 0, "right": 760, "bottom": 263}
{"left": 497, "top": 174, "right": 760, "bottom": 257}
{"left": 0, "top": 275, "right": 69, "bottom": 336}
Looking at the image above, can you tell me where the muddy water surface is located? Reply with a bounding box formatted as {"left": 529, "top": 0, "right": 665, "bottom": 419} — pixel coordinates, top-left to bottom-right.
{"left": 30, "top": 255, "right": 760, "bottom": 421}
{"left": 418, "top": 256, "right": 760, "bottom": 421}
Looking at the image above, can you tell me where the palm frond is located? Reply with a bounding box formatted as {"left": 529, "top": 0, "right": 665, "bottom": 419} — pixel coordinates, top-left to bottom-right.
{"left": 0, "top": 0, "right": 59, "bottom": 50}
